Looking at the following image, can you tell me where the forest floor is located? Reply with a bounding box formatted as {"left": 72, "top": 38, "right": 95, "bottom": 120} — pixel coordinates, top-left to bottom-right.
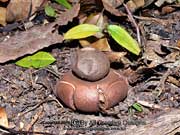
{"left": 0, "top": 0, "right": 180, "bottom": 135}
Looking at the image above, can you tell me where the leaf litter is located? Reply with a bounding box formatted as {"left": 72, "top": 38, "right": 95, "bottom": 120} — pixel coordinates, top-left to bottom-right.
{"left": 0, "top": 4, "right": 80, "bottom": 63}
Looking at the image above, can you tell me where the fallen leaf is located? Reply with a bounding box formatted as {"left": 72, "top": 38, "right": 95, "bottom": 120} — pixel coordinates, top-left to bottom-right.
{"left": 0, "top": 24, "right": 62, "bottom": 63}
{"left": 121, "top": 67, "right": 142, "bottom": 84}
{"left": 177, "top": 40, "right": 180, "bottom": 48}
{"left": 0, "top": 4, "right": 80, "bottom": 63}
{"left": 126, "top": 0, "right": 145, "bottom": 12}
{"left": 0, "top": 0, "right": 8, "bottom": 2}
{"left": 91, "top": 38, "right": 111, "bottom": 51}
{"left": 0, "top": 7, "right": 6, "bottom": 26}
{"left": 163, "top": 51, "right": 180, "bottom": 68}
{"left": 55, "top": 4, "right": 80, "bottom": 25}
{"left": 0, "top": 107, "right": 8, "bottom": 128}
{"left": 155, "top": 0, "right": 177, "bottom": 7}
{"left": 79, "top": 39, "right": 91, "bottom": 47}
{"left": 84, "top": 13, "right": 107, "bottom": 38}
{"left": 101, "top": 0, "right": 126, "bottom": 16}
{"left": 78, "top": 0, "right": 102, "bottom": 14}
{"left": 6, "top": 0, "right": 32, "bottom": 22}
{"left": 79, "top": 38, "right": 111, "bottom": 51}
{"left": 167, "top": 76, "right": 180, "bottom": 87}
{"left": 143, "top": 40, "right": 167, "bottom": 67}
{"left": 161, "top": 6, "right": 175, "bottom": 15}
{"left": 105, "top": 51, "right": 126, "bottom": 62}
{"left": 84, "top": 13, "right": 103, "bottom": 25}
{"left": 6, "top": 0, "right": 44, "bottom": 22}
{"left": 31, "top": 0, "right": 45, "bottom": 15}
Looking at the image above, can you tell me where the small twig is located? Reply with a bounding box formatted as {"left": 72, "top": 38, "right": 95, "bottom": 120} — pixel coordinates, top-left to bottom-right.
{"left": 48, "top": 95, "right": 64, "bottom": 108}
{"left": 138, "top": 21, "right": 147, "bottom": 48}
{"left": 156, "top": 68, "right": 172, "bottom": 96}
{"left": 29, "top": 68, "right": 36, "bottom": 88}
{"left": 45, "top": 66, "right": 60, "bottom": 78}
{"left": 165, "top": 125, "right": 180, "bottom": 135}
{"left": 167, "top": 76, "right": 180, "bottom": 87}
{"left": 1, "top": 77, "right": 14, "bottom": 84}
{"left": 133, "top": 15, "right": 174, "bottom": 25}
{"left": 162, "top": 44, "right": 180, "bottom": 51}
{"left": 123, "top": 3, "right": 141, "bottom": 45}
{"left": 26, "top": 106, "right": 43, "bottom": 131}
{"left": 137, "top": 100, "right": 163, "bottom": 109}
{"left": 0, "top": 125, "right": 54, "bottom": 135}
{"left": 19, "top": 96, "right": 63, "bottom": 117}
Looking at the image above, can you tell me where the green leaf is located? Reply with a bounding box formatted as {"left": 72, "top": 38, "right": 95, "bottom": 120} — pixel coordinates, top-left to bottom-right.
{"left": 55, "top": 0, "right": 72, "bottom": 9}
{"left": 132, "top": 103, "right": 143, "bottom": 112}
{"left": 45, "top": 5, "right": 56, "bottom": 17}
{"left": 16, "top": 56, "right": 32, "bottom": 68}
{"left": 64, "top": 24, "right": 101, "bottom": 40}
{"left": 15, "top": 51, "right": 56, "bottom": 68}
{"left": 107, "top": 25, "right": 141, "bottom": 55}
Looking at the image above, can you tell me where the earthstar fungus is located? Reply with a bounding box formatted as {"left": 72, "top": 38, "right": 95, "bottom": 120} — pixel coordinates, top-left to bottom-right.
{"left": 54, "top": 47, "right": 128, "bottom": 112}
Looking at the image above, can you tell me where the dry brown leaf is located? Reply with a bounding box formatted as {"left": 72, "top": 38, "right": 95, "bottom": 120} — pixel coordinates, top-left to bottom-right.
{"left": 6, "top": 0, "right": 44, "bottom": 22}
{"left": 161, "top": 6, "right": 176, "bottom": 14}
{"left": 105, "top": 51, "right": 126, "bottom": 62}
{"left": 167, "top": 76, "right": 180, "bottom": 87}
{"left": 0, "top": 4, "right": 80, "bottom": 63}
{"left": 79, "top": 39, "right": 91, "bottom": 47}
{"left": 91, "top": 38, "right": 111, "bottom": 51}
{"left": 0, "top": 0, "right": 8, "bottom": 2}
{"left": 177, "top": 39, "right": 180, "bottom": 48}
{"left": 31, "top": 0, "right": 45, "bottom": 14}
{"left": 80, "top": 38, "right": 111, "bottom": 51}
{"left": 84, "top": 13, "right": 103, "bottom": 25}
{"left": 6, "top": 0, "right": 31, "bottom": 22}
{"left": 155, "top": 0, "right": 177, "bottom": 7}
{"left": 121, "top": 67, "right": 141, "bottom": 84}
{"left": 0, "top": 7, "right": 6, "bottom": 26}
{"left": 144, "top": 41, "right": 165, "bottom": 67}
{"left": 101, "top": 0, "right": 126, "bottom": 16}
{"left": 163, "top": 51, "right": 180, "bottom": 68}
{"left": 0, "top": 24, "right": 63, "bottom": 63}
{"left": 126, "top": 0, "right": 145, "bottom": 12}
{"left": 84, "top": 13, "right": 108, "bottom": 29}
{"left": 83, "top": 13, "right": 106, "bottom": 38}
{"left": 143, "top": 40, "right": 176, "bottom": 68}
{"left": 55, "top": 4, "right": 80, "bottom": 25}
{"left": 0, "top": 107, "right": 8, "bottom": 128}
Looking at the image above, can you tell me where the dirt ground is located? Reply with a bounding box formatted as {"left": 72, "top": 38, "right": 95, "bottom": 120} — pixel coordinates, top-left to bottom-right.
{"left": 0, "top": 1, "right": 180, "bottom": 135}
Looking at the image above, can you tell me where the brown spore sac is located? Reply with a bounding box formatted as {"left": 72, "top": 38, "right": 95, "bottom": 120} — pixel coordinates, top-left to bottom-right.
{"left": 72, "top": 47, "right": 110, "bottom": 81}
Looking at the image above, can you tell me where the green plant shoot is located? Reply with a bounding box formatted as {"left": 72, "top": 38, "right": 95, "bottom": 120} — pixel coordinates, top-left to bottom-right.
{"left": 55, "top": 0, "right": 72, "bottom": 9}
{"left": 15, "top": 51, "right": 56, "bottom": 68}
{"left": 45, "top": 5, "right": 56, "bottom": 17}
{"left": 64, "top": 24, "right": 101, "bottom": 40}
{"left": 132, "top": 103, "right": 143, "bottom": 112}
{"left": 107, "top": 25, "right": 141, "bottom": 55}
